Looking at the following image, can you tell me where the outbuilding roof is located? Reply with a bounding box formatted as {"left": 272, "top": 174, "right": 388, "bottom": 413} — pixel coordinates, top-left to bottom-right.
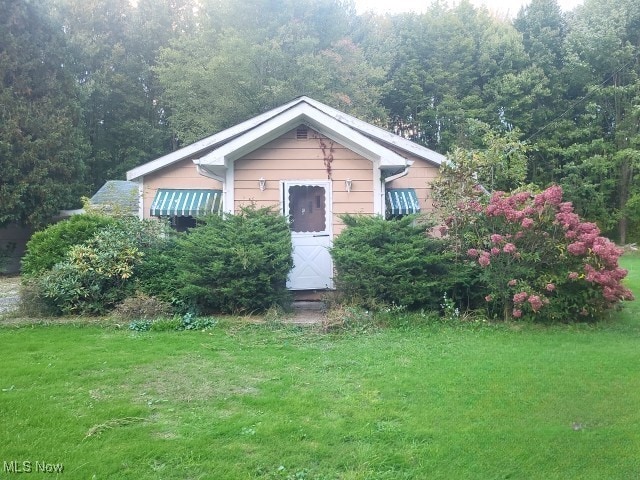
{"left": 89, "top": 180, "right": 139, "bottom": 215}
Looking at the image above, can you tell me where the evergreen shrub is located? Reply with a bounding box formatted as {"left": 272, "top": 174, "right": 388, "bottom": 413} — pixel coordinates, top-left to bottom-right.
{"left": 21, "top": 214, "right": 115, "bottom": 276}
{"left": 135, "top": 239, "right": 185, "bottom": 310}
{"left": 330, "top": 215, "right": 460, "bottom": 310}
{"left": 172, "top": 206, "right": 293, "bottom": 314}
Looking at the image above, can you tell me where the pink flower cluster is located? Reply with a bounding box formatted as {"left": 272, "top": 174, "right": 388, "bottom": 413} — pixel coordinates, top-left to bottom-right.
{"left": 513, "top": 291, "right": 528, "bottom": 303}
{"left": 464, "top": 185, "right": 633, "bottom": 319}
{"left": 467, "top": 248, "right": 492, "bottom": 267}
{"left": 486, "top": 191, "right": 537, "bottom": 224}
{"left": 584, "top": 264, "right": 633, "bottom": 303}
{"left": 512, "top": 291, "right": 546, "bottom": 313}
{"left": 469, "top": 229, "right": 520, "bottom": 268}
{"left": 503, "top": 243, "right": 517, "bottom": 254}
{"left": 533, "top": 185, "right": 563, "bottom": 207}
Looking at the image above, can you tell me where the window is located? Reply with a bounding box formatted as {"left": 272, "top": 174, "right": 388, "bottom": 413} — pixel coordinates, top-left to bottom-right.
{"left": 288, "top": 185, "right": 326, "bottom": 232}
{"left": 170, "top": 215, "right": 197, "bottom": 232}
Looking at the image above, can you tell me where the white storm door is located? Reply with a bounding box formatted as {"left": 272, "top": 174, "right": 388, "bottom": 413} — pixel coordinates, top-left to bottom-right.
{"left": 283, "top": 181, "right": 333, "bottom": 290}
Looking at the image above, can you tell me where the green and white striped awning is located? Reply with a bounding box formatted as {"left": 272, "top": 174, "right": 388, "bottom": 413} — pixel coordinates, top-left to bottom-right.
{"left": 150, "top": 189, "right": 223, "bottom": 217}
{"left": 386, "top": 188, "right": 421, "bottom": 217}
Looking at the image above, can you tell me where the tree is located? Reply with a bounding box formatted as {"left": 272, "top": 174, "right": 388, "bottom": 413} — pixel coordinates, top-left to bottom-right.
{"left": 0, "top": 0, "right": 88, "bottom": 228}
{"left": 561, "top": 0, "right": 640, "bottom": 242}
{"left": 49, "top": 0, "right": 191, "bottom": 189}
{"left": 156, "top": 0, "right": 384, "bottom": 145}
{"left": 379, "top": 1, "right": 528, "bottom": 152}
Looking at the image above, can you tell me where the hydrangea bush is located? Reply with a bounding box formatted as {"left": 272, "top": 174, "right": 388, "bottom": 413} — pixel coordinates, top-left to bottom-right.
{"left": 454, "top": 185, "right": 633, "bottom": 321}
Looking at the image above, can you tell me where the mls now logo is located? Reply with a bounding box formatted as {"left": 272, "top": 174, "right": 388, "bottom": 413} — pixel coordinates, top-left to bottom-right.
{"left": 3, "top": 460, "right": 64, "bottom": 474}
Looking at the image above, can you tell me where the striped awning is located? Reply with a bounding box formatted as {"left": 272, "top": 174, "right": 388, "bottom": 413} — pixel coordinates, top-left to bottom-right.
{"left": 150, "top": 189, "right": 223, "bottom": 217}
{"left": 386, "top": 188, "right": 421, "bottom": 217}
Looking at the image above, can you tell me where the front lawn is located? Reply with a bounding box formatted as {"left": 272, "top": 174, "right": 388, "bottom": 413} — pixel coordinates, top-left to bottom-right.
{"left": 1, "top": 256, "right": 639, "bottom": 479}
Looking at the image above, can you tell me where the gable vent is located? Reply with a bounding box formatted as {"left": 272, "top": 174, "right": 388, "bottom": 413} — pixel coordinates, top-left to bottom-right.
{"left": 296, "top": 125, "right": 308, "bottom": 140}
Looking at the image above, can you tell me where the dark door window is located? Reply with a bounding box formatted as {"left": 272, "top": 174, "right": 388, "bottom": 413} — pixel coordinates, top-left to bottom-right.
{"left": 288, "top": 185, "right": 326, "bottom": 233}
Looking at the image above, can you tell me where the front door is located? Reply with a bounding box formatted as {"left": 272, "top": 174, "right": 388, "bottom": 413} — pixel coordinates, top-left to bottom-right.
{"left": 283, "top": 181, "right": 333, "bottom": 290}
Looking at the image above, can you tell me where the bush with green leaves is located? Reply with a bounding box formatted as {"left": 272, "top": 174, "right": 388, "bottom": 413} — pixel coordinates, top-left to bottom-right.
{"left": 330, "top": 215, "right": 464, "bottom": 310}
{"left": 135, "top": 238, "right": 185, "bottom": 310}
{"left": 34, "top": 218, "right": 170, "bottom": 315}
{"left": 170, "top": 206, "right": 293, "bottom": 314}
{"left": 456, "top": 186, "right": 634, "bottom": 321}
{"left": 21, "top": 214, "right": 115, "bottom": 276}
{"left": 128, "top": 313, "right": 217, "bottom": 332}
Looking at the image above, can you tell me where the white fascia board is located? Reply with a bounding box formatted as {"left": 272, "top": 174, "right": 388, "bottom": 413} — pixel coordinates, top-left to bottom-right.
{"left": 372, "top": 161, "right": 384, "bottom": 216}
{"left": 136, "top": 180, "right": 144, "bottom": 220}
{"left": 301, "top": 96, "right": 446, "bottom": 166}
{"left": 126, "top": 97, "right": 305, "bottom": 181}
{"left": 224, "top": 165, "right": 234, "bottom": 214}
{"left": 197, "top": 102, "right": 408, "bottom": 169}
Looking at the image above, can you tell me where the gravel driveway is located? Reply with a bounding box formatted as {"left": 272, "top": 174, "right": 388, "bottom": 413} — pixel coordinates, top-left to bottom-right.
{"left": 0, "top": 276, "right": 20, "bottom": 315}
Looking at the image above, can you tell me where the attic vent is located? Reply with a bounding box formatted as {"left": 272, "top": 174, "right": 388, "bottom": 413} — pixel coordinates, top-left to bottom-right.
{"left": 296, "top": 125, "right": 308, "bottom": 140}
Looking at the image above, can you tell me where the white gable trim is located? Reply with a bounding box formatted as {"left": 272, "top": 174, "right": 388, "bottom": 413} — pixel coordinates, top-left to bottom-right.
{"left": 126, "top": 96, "right": 445, "bottom": 181}
{"left": 126, "top": 97, "right": 304, "bottom": 181}
{"left": 196, "top": 102, "right": 409, "bottom": 170}
{"left": 373, "top": 162, "right": 384, "bottom": 216}
{"left": 301, "top": 97, "right": 446, "bottom": 166}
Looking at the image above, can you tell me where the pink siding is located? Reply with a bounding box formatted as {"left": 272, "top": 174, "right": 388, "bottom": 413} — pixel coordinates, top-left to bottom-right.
{"left": 142, "top": 158, "right": 222, "bottom": 218}
{"left": 387, "top": 155, "right": 440, "bottom": 213}
{"left": 138, "top": 129, "right": 441, "bottom": 227}
{"left": 234, "top": 128, "right": 374, "bottom": 233}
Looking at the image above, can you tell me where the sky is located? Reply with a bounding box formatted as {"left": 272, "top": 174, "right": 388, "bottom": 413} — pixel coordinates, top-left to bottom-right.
{"left": 354, "top": 0, "right": 584, "bottom": 17}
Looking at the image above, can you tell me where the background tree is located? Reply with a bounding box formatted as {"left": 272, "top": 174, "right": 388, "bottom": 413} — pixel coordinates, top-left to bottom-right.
{"left": 155, "top": 0, "right": 384, "bottom": 145}
{"left": 4, "top": 0, "right": 640, "bottom": 246}
{"left": 0, "top": 0, "right": 88, "bottom": 228}
{"left": 48, "top": 0, "right": 194, "bottom": 190}
{"left": 560, "top": 0, "right": 640, "bottom": 242}
{"left": 379, "top": 1, "right": 528, "bottom": 152}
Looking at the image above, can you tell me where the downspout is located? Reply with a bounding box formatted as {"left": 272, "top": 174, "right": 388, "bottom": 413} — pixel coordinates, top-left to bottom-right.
{"left": 383, "top": 166, "right": 410, "bottom": 184}
{"left": 381, "top": 165, "right": 410, "bottom": 213}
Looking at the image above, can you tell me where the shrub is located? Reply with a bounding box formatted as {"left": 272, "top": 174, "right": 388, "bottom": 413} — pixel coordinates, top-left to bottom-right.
{"left": 135, "top": 238, "right": 186, "bottom": 310}
{"left": 172, "top": 206, "right": 293, "bottom": 314}
{"left": 330, "top": 215, "right": 461, "bottom": 310}
{"left": 21, "top": 214, "right": 115, "bottom": 276}
{"left": 34, "top": 218, "right": 170, "bottom": 315}
{"left": 458, "top": 186, "right": 634, "bottom": 321}
{"left": 18, "top": 278, "right": 59, "bottom": 317}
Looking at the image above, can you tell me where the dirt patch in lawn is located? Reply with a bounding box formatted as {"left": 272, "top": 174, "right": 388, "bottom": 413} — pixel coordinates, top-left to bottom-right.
{"left": 134, "top": 354, "right": 264, "bottom": 404}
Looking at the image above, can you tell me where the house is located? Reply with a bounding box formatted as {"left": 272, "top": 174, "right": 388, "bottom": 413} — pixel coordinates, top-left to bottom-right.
{"left": 126, "top": 96, "right": 445, "bottom": 291}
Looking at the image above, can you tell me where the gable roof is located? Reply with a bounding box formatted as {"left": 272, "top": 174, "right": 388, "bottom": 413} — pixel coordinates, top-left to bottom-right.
{"left": 90, "top": 180, "right": 139, "bottom": 215}
{"left": 127, "top": 96, "right": 446, "bottom": 181}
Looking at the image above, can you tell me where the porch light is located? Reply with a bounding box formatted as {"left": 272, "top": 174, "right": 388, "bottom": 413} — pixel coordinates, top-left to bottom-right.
{"left": 345, "top": 179, "right": 352, "bottom": 192}
{"left": 259, "top": 177, "right": 266, "bottom": 191}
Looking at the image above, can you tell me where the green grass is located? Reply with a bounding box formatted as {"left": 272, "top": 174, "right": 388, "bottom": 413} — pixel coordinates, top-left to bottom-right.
{"left": 1, "top": 256, "right": 639, "bottom": 479}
